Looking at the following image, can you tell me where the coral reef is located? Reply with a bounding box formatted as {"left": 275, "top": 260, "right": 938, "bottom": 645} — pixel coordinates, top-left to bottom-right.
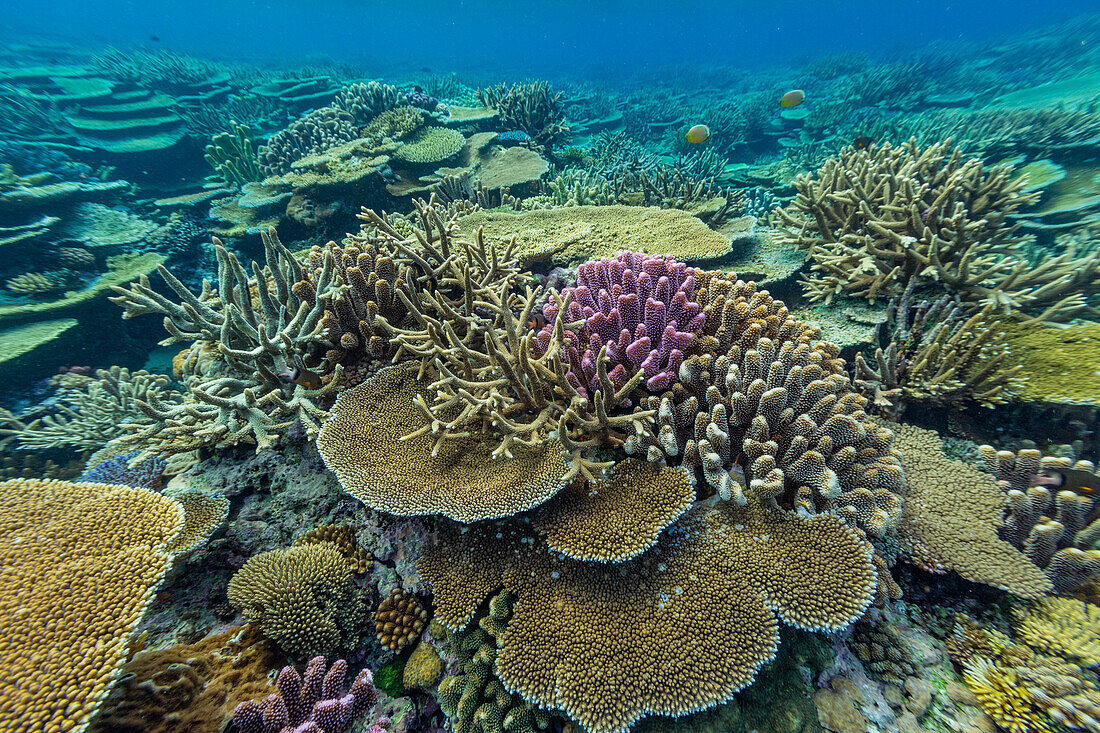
{"left": 257, "top": 107, "right": 358, "bottom": 176}
{"left": 230, "top": 656, "right": 389, "bottom": 733}
{"left": 1015, "top": 597, "right": 1100, "bottom": 667}
{"left": 475, "top": 80, "right": 568, "bottom": 153}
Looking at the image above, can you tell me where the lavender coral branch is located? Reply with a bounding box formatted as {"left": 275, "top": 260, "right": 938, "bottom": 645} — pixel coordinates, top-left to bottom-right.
{"left": 534, "top": 251, "right": 704, "bottom": 398}
{"left": 230, "top": 657, "right": 388, "bottom": 733}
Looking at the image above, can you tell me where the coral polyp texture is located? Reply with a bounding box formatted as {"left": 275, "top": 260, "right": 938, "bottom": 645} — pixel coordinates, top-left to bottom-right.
{"left": 375, "top": 588, "right": 429, "bottom": 652}
{"left": 0, "top": 479, "right": 184, "bottom": 733}
{"left": 317, "top": 363, "right": 570, "bottom": 522}
{"left": 230, "top": 656, "right": 387, "bottom": 733}
{"left": 533, "top": 250, "right": 704, "bottom": 396}
{"left": 419, "top": 495, "right": 876, "bottom": 733}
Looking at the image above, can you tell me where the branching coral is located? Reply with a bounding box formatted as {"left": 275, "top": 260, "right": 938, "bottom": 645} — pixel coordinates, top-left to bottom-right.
{"left": 230, "top": 656, "right": 388, "bottom": 733}
{"left": 110, "top": 227, "right": 340, "bottom": 454}
{"left": 775, "top": 139, "right": 1098, "bottom": 322}
{"left": 851, "top": 283, "right": 1022, "bottom": 414}
{"left": 1015, "top": 597, "right": 1100, "bottom": 667}
{"left": 375, "top": 588, "right": 428, "bottom": 652}
{"left": 475, "top": 80, "right": 569, "bottom": 153}
{"left": 624, "top": 272, "right": 903, "bottom": 541}
{"left": 204, "top": 120, "right": 262, "bottom": 187}
{"left": 257, "top": 107, "right": 358, "bottom": 176}
{"left": 333, "top": 81, "right": 401, "bottom": 126}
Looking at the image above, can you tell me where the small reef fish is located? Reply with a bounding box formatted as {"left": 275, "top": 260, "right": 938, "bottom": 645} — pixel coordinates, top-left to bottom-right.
{"left": 1031, "top": 467, "right": 1100, "bottom": 494}
{"left": 495, "top": 130, "right": 533, "bottom": 143}
{"left": 779, "top": 89, "right": 805, "bottom": 108}
{"left": 853, "top": 136, "right": 873, "bottom": 150}
{"left": 278, "top": 364, "right": 322, "bottom": 390}
{"left": 685, "top": 124, "right": 711, "bottom": 143}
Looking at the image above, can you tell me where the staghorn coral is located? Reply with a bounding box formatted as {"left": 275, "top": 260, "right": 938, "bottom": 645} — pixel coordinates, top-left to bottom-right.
{"left": 227, "top": 542, "right": 362, "bottom": 658}
{"left": 625, "top": 271, "right": 903, "bottom": 541}
{"left": 529, "top": 459, "right": 695, "bottom": 562}
{"left": 334, "top": 81, "right": 401, "bottom": 126}
{"left": 294, "top": 524, "right": 374, "bottom": 574}
{"left": 257, "top": 107, "right": 358, "bottom": 176}
{"left": 110, "top": 227, "right": 341, "bottom": 455}
{"left": 420, "top": 495, "right": 877, "bottom": 733}
{"left": 892, "top": 421, "right": 1052, "bottom": 598}
{"left": 316, "top": 363, "right": 569, "bottom": 523}
{"left": 1015, "top": 597, "right": 1100, "bottom": 667}
{"left": 533, "top": 250, "right": 704, "bottom": 396}
{"left": 230, "top": 656, "right": 388, "bottom": 733}
{"left": 437, "top": 592, "right": 551, "bottom": 733}
{"left": 89, "top": 625, "right": 280, "bottom": 733}
{"left": 475, "top": 80, "right": 568, "bottom": 153}
{"left": 852, "top": 282, "right": 1023, "bottom": 414}
{"left": 0, "top": 479, "right": 184, "bottom": 733}
{"left": 980, "top": 445, "right": 1100, "bottom": 594}
{"left": 0, "top": 366, "right": 182, "bottom": 453}
{"left": 375, "top": 588, "right": 429, "bottom": 653}
{"left": 774, "top": 139, "right": 1099, "bottom": 322}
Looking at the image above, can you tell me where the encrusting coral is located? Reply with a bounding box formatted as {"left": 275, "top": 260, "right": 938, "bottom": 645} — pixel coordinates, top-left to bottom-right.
{"left": 230, "top": 655, "right": 389, "bottom": 733}
{"left": 419, "top": 495, "right": 877, "bottom": 733}
{"left": 775, "top": 139, "right": 1100, "bottom": 323}
{"left": 227, "top": 541, "right": 362, "bottom": 658}
{"left": 892, "top": 421, "right": 1052, "bottom": 598}
{"left": 0, "top": 478, "right": 185, "bottom": 733}
{"left": 375, "top": 588, "right": 429, "bottom": 653}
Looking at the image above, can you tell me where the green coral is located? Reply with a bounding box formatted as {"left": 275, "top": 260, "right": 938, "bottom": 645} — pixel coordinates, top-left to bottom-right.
{"left": 375, "top": 657, "right": 407, "bottom": 699}
{"left": 994, "top": 318, "right": 1100, "bottom": 406}
{"left": 204, "top": 121, "right": 262, "bottom": 187}
{"left": 396, "top": 127, "right": 465, "bottom": 164}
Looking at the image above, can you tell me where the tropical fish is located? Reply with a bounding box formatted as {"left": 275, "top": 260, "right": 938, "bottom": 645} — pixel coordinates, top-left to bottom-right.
{"left": 278, "top": 364, "right": 322, "bottom": 390}
{"left": 1031, "top": 467, "right": 1100, "bottom": 494}
{"left": 853, "top": 135, "right": 873, "bottom": 150}
{"left": 779, "top": 89, "right": 805, "bottom": 108}
{"left": 495, "top": 130, "right": 533, "bottom": 143}
{"left": 685, "top": 124, "right": 711, "bottom": 144}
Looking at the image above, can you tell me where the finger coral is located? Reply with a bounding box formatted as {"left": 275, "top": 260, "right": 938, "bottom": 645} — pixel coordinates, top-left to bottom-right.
{"left": 230, "top": 656, "right": 388, "bottom": 733}
{"left": 0, "top": 478, "right": 184, "bottom": 733}
{"left": 420, "top": 494, "right": 876, "bottom": 733}
{"left": 227, "top": 542, "right": 361, "bottom": 658}
{"left": 375, "top": 588, "right": 429, "bottom": 653}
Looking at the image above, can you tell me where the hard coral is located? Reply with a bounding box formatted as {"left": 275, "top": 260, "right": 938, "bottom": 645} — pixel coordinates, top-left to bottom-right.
{"left": 534, "top": 250, "right": 704, "bottom": 396}
{"left": 420, "top": 495, "right": 876, "bottom": 733}
{"left": 375, "top": 588, "right": 429, "bottom": 652}
{"left": 230, "top": 656, "right": 388, "bottom": 733}
{"left": 257, "top": 107, "right": 358, "bottom": 177}
{"left": 227, "top": 542, "right": 361, "bottom": 658}
{"left": 0, "top": 479, "right": 184, "bottom": 733}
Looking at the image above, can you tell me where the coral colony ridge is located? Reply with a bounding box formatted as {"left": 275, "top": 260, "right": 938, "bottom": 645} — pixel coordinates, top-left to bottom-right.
{"left": 2, "top": 9, "right": 1100, "bottom": 733}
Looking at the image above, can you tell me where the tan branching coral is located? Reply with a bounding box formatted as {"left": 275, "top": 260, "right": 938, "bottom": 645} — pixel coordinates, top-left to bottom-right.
{"left": 625, "top": 272, "right": 903, "bottom": 540}
{"left": 294, "top": 524, "right": 374, "bottom": 573}
{"left": 530, "top": 460, "right": 695, "bottom": 562}
{"left": 110, "top": 227, "right": 341, "bottom": 454}
{"left": 775, "top": 139, "right": 1097, "bottom": 322}
{"left": 227, "top": 541, "right": 360, "bottom": 658}
{"left": 437, "top": 592, "right": 552, "bottom": 733}
{"left": 0, "top": 366, "right": 183, "bottom": 452}
{"left": 420, "top": 496, "right": 876, "bottom": 733}
{"left": 375, "top": 588, "right": 429, "bottom": 652}
{"left": 0, "top": 479, "right": 185, "bottom": 733}
{"left": 892, "top": 421, "right": 1052, "bottom": 598}
{"left": 1015, "top": 597, "right": 1100, "bottom": 667}
{"left": 316, "top": 363, "right": 570, "bottom": 523}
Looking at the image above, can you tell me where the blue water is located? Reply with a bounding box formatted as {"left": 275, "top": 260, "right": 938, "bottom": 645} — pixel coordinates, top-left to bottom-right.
{"left": 4, "top": 0, "right": 1098, "bottom": 75}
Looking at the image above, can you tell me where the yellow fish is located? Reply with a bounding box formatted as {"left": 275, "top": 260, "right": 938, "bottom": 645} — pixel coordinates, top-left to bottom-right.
{"left": 685, "top": 124, "right": 711, "bottom": 143}
{"left": 779, "top": 89, "right": 805, "bottom": 108}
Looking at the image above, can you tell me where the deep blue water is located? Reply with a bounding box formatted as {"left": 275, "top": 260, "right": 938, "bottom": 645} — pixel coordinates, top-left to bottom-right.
{"left": 4, "top": 0, "right": 1098, "bottom": 76}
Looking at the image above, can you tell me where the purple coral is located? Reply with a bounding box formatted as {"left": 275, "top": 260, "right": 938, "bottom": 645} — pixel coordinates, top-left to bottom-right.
{"left": 80, "top": 450, "right": 166, "bottom": 490}
{"left": 230, "top": 657, "right": 388, "bottom": 733}
{"left": 534, "top": 251, "right": 703, "bottom": 397}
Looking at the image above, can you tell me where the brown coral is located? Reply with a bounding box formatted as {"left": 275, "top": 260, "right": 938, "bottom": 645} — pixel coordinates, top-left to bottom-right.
{"left": 227, "top": 542, "right": 360, "bottom": 658}
{"left": 316, "top": 363, "right": 570, "bottom": 523}
{"left": 0, "top": 478, "right": 184, "bottom": 733}
{"left": 892, "top": 421, "right": 1052, "bottom": 598}
{"left": 164, "top": 488, "right": 229, "bottom": 556}
{"left": 420, "top": 495, "right": 876, "bottom": 733}
{"left": 530, "top": 459, "right": 695, "bottom": 562}
{"left": 294, "top": 524, "right": 374, "bottom": 574}
{"left": 375, "top": 588, "right": 429, "bottom": 652}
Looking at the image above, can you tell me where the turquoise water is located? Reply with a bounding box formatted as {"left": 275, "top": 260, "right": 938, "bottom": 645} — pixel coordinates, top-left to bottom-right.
{"left": 0, "top": 4, "right": 1099, "bottom": 733}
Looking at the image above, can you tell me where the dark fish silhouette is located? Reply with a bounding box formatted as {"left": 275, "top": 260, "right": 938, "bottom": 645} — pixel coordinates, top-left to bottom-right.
{"left": 149, "top": 35, "right": 160, "bottom": 42}
{"left": 853, "top": 136, "right": 873, "bottom": 150}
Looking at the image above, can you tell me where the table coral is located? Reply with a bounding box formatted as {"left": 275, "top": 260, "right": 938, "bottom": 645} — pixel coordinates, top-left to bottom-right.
{"left": 0, "top": 478, "right": 184, "bottom": 733}
{"left": 419, "top": 495, "right": 876, "bottom": 733}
